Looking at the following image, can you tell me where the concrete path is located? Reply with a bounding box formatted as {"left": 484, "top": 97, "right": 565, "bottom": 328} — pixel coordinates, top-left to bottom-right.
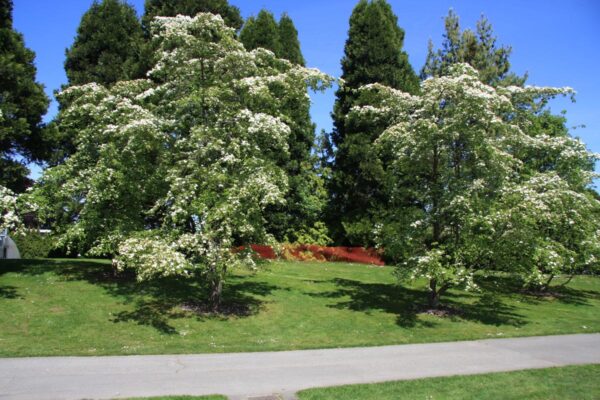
{"left": 0, "top": 334, "right": 599, "bottom": 400}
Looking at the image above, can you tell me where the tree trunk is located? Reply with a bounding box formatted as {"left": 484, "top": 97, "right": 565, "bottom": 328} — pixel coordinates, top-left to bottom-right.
{"left": 541, "top": 274, "right": 555, "bottom": 292}
{"left": 428, "top": 279, "right": 440, "bottom": 309}
{"left": 558, "top": 273, "right": 576, "bottom": 288}
{"left": 210, "top": 278, "right": 223, "bottom": 312}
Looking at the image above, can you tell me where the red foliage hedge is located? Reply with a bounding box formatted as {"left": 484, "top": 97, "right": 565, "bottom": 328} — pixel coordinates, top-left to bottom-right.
{"left": 246, "top": 244, "right": 384, "bottom": 266}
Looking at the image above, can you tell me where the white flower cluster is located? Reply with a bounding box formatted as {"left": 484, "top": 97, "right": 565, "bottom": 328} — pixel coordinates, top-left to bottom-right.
{"left": 116, "top": 236, "right": 193, "bottom": 281}
{"left": 0, "top": 185, "right": 22, "bottom": 233}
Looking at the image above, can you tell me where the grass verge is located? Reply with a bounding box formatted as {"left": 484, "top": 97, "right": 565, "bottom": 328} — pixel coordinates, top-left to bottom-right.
{"left": 297, "top": 364, "right": 600, "bottom": 399}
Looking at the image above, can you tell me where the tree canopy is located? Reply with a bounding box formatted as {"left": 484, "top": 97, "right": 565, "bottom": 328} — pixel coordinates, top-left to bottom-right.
{"left": 239, "top": 9, "right": 324, "bottom": 243}
{"left": 64, "top": 0, "right": 144, "bottom": 87}
{"left": 352, "top": 64, "right": 599, "bottom": 307}
{"left": 31, "top": 13, "right": 331, "bottom": 308}
{"left": 142, "top": 0, "right": 243, "bottom": 32}
{"left": 421, "top": 9, "right": 525, "bottom": 86}
{"left": 278, "top": 13, "right": 305, "bottom": 66}
{"left": 329, "top": 0, "right": 419, "bottom": 245}
{"left": 239, "top": 9, "right": 281, "bottom": 58}
{"left": 0, "top": 0, "right": 50, "bottom": 192}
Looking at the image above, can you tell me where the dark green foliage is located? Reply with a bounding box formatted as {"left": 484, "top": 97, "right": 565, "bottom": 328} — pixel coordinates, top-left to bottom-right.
{"left": 65, "top": 0, "right": 144, "bottom": 86}
{"left": 0, "top": 159, "right": 32, "bottom": 192}
{"left": 0, "top": 0, "right": 50, "bottom": 192}
{"left": 277, "top": 13, "right": 304, "bottom": 66}
{"left": 14, "top": 231, "right": 54, "bottom": 259}
{"left": 240, "top": 10, "right": 305, "bottom": 66}
{"left": 239, "top": 10, "right": 280, "bottom": 57}
{"left": 421, "top": 9, "right": 525, "bottom": 86}
{"left": 0, "top": 0, "right": 11, "bottom": 28}
{"left": 142, "top": 0, "right": 243, "bottom": 32}
{"left": 329, "top": 0, "right": 419, "bottom": 245}
{"left": 240, "top": 9, "right": 323, "bottom": 242}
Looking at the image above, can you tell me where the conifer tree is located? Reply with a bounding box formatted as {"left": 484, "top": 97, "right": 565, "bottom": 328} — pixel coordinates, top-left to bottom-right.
{"left": 65, "top": 0, "right": 144, "bottom": 86}
{"left": 0, "top": 0, "right": 50, "bottom": 192}
{"left": 239, "top": 9, "right": 280, "bottom": 57}
{"left": 278, "top": 13, "right": 304, "bottom": 66}
{"left": 329, "top": 0, "right": 419, "bottom": 244}
{"left": 240, "top": 10, "right": 327, "bottom": 242}
{"left": 421, "top": 9, "right": 525, "bottom": 86}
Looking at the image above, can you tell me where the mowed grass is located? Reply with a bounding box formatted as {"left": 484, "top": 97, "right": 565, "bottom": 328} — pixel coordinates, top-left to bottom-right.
{"left": 296, "top": 364, "right": 600, "bottom": 400}
{"left": 0, "top": 258, "right": 599, "bottom": 357}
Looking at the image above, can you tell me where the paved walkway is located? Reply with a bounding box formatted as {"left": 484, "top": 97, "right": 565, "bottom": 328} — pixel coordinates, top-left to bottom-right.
{"left": 0, "top": 334, "right": 599, "bottom": 400}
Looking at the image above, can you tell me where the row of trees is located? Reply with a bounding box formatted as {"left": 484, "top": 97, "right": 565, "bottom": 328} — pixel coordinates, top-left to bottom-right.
{"left": 2, "top": 0, "right": 598, "bottom": 308}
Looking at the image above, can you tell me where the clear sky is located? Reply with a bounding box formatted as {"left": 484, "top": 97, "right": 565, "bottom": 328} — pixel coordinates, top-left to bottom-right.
{"left": 12, "top": 0, "right": 600, "bottom": 183}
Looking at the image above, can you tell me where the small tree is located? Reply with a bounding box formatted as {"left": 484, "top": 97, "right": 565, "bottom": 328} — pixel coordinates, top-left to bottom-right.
{"left": 353, "top": 64, "right": 595, "bottom": 307}
{"left": 31, "top": 14, "right": 331, "bottom": 310}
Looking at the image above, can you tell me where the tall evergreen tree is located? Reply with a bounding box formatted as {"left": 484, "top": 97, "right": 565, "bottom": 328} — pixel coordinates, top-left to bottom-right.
{"left": 329, "top": 0, "right": 419, "bottom": 245}
{"left": 240, "top": 9, "right": 327, "bottom": 242}
{"left": 65, "top": 0, "right": 144, "bottom": 86}
{"left": 142, "top": 0, "right": 243, "bottom": 32}
{"left": 421, "top": 9, "right": 525, "bottom": 86}
{"left": 239, "top": 9, "right": 280, "bottom": 57}
{"left": 0, "top": 0, "right": 50, "bottom": 192}
{"left": 278, "top": 13, "right": 304, "bottom": 66}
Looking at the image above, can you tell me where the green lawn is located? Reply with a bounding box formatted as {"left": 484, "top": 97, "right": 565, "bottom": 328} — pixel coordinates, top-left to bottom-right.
{"left": 297, "top": 364, "right": 600, "bottom": 400}
{"left": 0, "top": 258, "right": 599, "bottom": 357}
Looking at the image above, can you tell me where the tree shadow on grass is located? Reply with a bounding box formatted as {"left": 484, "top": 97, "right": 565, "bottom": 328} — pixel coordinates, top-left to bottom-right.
{"left": 110, "top": 279, "right": 278, "bottom": 334}
{"left": 311, "top": 277, "right": 527, "bottom": 329}
{"left": 0, "top": 285, "right": 20, "bottom": 299}
{"left": 2, "top": 259, "right": 278, "bottom": 334}
{"left": 475, "top": 274, "right": 599, "bottom": 307}
{"left": 309, "top": 278, "right": 436, "bottom": 328}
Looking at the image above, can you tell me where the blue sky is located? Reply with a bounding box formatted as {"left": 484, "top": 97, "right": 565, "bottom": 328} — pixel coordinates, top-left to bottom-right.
{"left": 12, "top": 0, "right": 600, "bottom": 182}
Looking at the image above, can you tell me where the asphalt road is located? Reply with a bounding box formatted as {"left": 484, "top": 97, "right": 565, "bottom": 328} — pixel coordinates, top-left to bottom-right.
{"left": 1, "top": 333, "right": 599, "bottom": 400}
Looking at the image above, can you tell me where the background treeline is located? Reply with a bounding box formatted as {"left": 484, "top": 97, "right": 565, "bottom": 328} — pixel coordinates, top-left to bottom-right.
{"left": 1, "top": 0, "right": 595, "bottom": 249}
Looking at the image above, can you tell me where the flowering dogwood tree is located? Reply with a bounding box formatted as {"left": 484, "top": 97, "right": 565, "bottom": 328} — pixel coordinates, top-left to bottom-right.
{"left": 31, "top": 14, "right": 331, "bottom": 309}
{"left": 0, "top": 185, "right": 23, "bottom": 233}
{"left": 353, "top": 64, "right": 599, "bottom": 307}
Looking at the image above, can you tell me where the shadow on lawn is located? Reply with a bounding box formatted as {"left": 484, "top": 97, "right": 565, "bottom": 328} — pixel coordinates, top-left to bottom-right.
{"left": 0, "top": 285, "right": 20, "bottom": 299}
{"left": 311, "top": 277, "right": 528, "bottom": 328}
{"left": 1, "top": 259, "right": 277, "bottom": 334}
{"left": 110, "top": 279, "right": 277, "bottom": 334}
{"left": 475, "top": 273, "right": 599, "bottom": 307}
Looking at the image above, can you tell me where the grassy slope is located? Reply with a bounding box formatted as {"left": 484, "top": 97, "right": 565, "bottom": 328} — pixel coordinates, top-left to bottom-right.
{"left": 0, "top": 259, "right": 599, "bottom": 357}
{"left": 297, "top": 364, "right": 600, "bottom": 400}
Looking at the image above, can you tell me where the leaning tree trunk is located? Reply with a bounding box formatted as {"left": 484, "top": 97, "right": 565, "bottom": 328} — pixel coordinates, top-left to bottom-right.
{"left": 540, "top": 274, "right": 556, "bottom": 292}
